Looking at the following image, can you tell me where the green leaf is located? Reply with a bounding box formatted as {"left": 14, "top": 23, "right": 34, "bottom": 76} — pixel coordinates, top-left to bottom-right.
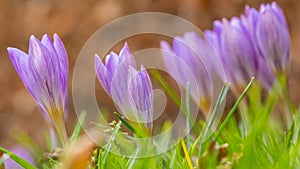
{"left": 44, "top": 132, "right": 53, "bottom": 152}
{"left": 13, "top": 131, "right": 42, "bottom": 161}
{"left": 185, "top": 82, "right": 191, "bottom": 149}
{"left": 114, "top": 112, "right": 136, "bottom": 135}
{"left": 191, "top": 81, "right": 230, "bottom": 156}
{"left": 215, "top": 77, "right": 254, "bottom": 140}
{"left": 0, "top": 147, "right": 38, "bottom": 169}
{"left": 150, "top": 70, "right": 182, "bottom": 111}
{"left": 70, "top": 111, "right": 87, "bottom": 142}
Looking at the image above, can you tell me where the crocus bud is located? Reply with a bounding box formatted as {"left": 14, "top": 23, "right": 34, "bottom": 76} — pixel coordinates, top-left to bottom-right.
{"left": 161, "top": 32, "right": 213, "bottom": 112}
{"left": 7, "top": 34, "right": 69, "bottom": 147}
{"left": 128, "top": 66, "right": 153, "bottom": 129}
{"left": 95, "top": 44, "right": 154, "bottom": 130}
{"left": 254, "top": 2, "right": 290, "bottom": 75}
{"left": 94, "top": 43, "right": 136, "bottom": 117}
{"left": 210, "top": 17, "right": 258, "bottom": 94}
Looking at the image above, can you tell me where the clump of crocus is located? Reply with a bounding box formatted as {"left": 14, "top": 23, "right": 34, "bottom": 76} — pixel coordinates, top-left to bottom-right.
{"left": 202, "top": 2, "right": 290, "bottom": 93}
{"left": 7, "top": 34, "right": 69, "bottom": 147}
{"left": 207, "top": 17, "right": 258, "bottom": 94}
{"left": 247, "top": 2, "right": 290, "bottom": 76}
{"left": 94, "top": 43, "right": 153, "bottom": 130}
{"left": 245, "top": 2, "right": 293, "bottom": 114}
{"left": 161, "top": 32, "right": 213, "bottom": 113}
{"left": 240, "top": 2, "right": 290, "bottom": 91}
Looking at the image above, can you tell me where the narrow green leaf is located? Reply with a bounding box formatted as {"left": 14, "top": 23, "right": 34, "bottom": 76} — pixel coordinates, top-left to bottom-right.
{"left": 14, "top": 131, "right": 42, "bottom": 161}
{"left": 169, "top": 149, "right": 177, "bottom": 169}
{"left": 70, "top": 111, "right": 87, "bottom": 142}
{"left": 204, "top": 82, "right": 230, "bottom": 140}
{"left": 97, "top": 148, "right": 102, "bottom": 169}
{"left": 215, "top": 77, "right": 254, "bottom": 140}
{"left": 114, "top": 112, "right": 136, "bottom": 134}
{"left": 194, "top": 82, "right": 229, "bottom": 145}
{"left": 101, "top": 120, "right": 122, "bottom": 169}
{"left": 150, "top": 70, "right": 182, "bottom": 110}
{"left": 0, "top": 147, "right": 38, "bottom": 169}
{"left": 44, "top": 132, "right": 53, "bottom": 152}
{"left": 191, "top": 82, "right": 230, "bottom": 158}
{"left": 126, "top": 148, "right": 140, "bottom": 169}
{"left": 185, "top": 82, "right": 191, "bottom": 149}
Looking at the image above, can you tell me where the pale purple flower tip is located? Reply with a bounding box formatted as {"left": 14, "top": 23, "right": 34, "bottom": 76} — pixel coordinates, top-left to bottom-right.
{"left": 255, "top": 2, "right": 290, "bottom": 74}
{"left": 210, "top": 17, "right": 258, "bottom": 92}
{"left": 128, "top": 66, "right": 153, "bottom": 127}
{"left": 7, "top": 34, "right": 69, "bottom": 123}
{"left": 95, "top": 43, "right": 139, "bottom": 118}
{"left": 95, "top": 44, "right": 154, "bottom": 128}
{"left": 161, "top": 32, "right": 213, "bottom": 107}
{"left": 94, "top": 43, "right": 136, "bottom": 95}
{"left": 241, "top": 2, "right": 289, "bottom": 89}
{"left": 4, "top": 146, "right": 35, "bottom": 169}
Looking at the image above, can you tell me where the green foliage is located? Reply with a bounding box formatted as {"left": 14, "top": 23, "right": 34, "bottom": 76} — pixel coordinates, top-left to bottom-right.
{"left": 3, "top": 75, "right": 300, "bottom": 169}
{"left": 0, "top": 147, "right": 38, "bottom": 169}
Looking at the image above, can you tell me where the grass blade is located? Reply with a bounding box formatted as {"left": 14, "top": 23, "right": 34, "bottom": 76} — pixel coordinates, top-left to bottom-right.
{"left": 214, "top": 77, "right": 254, "bottom": 140}
{"left": 151, "top": 70, "right": 182, "bottom": 109}
{"left": 114, "top": 112, "right": 136, "bottom": 135}
{"left": 186, "top": 82, "right": 191, "bottom": 149}
{"left": 0, "top": 147, "right": 38, "bottom": 169}
{"left": 71, "top": 111, "right": 87, "bottom": 142}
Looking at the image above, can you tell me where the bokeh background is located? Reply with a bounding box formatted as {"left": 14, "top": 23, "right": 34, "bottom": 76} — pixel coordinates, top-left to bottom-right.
{"left": 1, "top": 0, "right": 300, "bottom": 148}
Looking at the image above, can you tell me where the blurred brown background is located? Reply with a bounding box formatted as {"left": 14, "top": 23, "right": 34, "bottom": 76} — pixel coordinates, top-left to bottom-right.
{"left": 0, "top": 0, "right": 300, "bottom": 148}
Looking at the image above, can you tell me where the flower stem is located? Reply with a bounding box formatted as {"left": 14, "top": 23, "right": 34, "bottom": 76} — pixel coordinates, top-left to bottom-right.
{"left": 49, "top": 106, "right": 68, "bottom": 148}
{"left": 277, "top": 74, "right": 295, "bottom": 127}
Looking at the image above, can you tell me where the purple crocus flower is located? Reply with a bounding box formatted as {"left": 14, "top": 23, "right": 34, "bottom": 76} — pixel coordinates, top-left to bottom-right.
{"left": 4, "top": 146, "right": 35, "bottom": 169}
{"left": 94, "top": 43, "right": 136, "bottom": 118}
{"left": 208, "top": 17, "right": 258, "bottom": 94}
{"left": 94, "top": 43, "right": 136, "bottom": 95}
{"left": 7, "top": 34, "right": 69, "bottom": 147}
{"left": 95, "top": 43, "right": 153, "bottom": 128}
{"left": 161, "top": 32, "right": 213, "bottom": 112}
{"left": 257, "top": 57, "right": 275, "bottom": 90}
{"left": 253, "top": 2, "right": 290, "bottom": 75}
{"left": 128, "top": 66, "right": 153, "bottom": 128}
{"left": 241, "top": 2, "right": 289, "bottom": 89}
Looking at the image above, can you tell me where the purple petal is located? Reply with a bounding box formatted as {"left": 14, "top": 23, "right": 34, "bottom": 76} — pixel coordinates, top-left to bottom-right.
{"left": 7, "top": 48, "right": 30, "bottom": 85}
{"left": 258, "top": 58, "right": 275, "bottom": 90}
{"left": 161, "top": 41, "right": 188, "bottom": 86}
{"left": 4, "top": 146, "right": 35, "bottom": 169}
{"left": 173, "top": 36, "right": 211, "bottom": 99}
{"left": 218, "top": 18, "right": 257, "bottom": 86}
{"left": 41, "top": 34, "right": 57, "bottom": 57}
{"left": 128, "top": 66, "right": 153, "bottom": 125}
{"left": 94, "top": 55, "right": 110, "bottom": 94}
{"left": 203, "top": 30, "right": 225, "bottom": 79}
{"left": 255, "top": 5, "right": 290, "bottom": 74}
{"left": 42, "top": 34, "right": 68, "bottom": 112}
{"left": 105, "top": 52, "right": 119, "bottom": 80}
{"left": 28, "top": 35, "right": 62, "bottom": 109}
{"left": 119, "top": 42, "right": 136, "bottom": 68}
{"left": 53, "top": 34, "right": 69, "bottom": 72}
{"left": 110, "top": 61, "right": 133, "bottom": 115}
{"left": 53, "top": 34, "right": 69, "bottom": 91}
